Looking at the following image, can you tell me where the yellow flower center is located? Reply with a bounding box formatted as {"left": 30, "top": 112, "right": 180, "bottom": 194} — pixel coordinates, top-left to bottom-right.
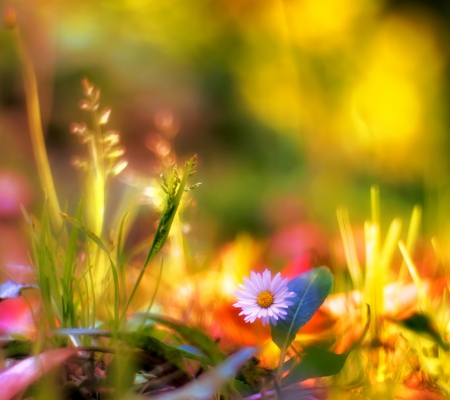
{"left": 257, "top": 291, "right": 274, "bottom": 308}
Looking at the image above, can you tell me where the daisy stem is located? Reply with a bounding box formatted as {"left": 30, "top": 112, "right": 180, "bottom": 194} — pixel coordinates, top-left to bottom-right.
{"left": 276, "top": 347, "right": 287, "bottom": 381}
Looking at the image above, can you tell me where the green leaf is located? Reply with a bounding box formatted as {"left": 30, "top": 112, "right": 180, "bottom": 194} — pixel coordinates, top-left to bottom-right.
{"left": 282, "top": 303, "right": 370, "bottom": 387}
{"left": 231, "top": 379, "right": 254, "bottom": 397}
{"left": 393, "top": 312, "right": 449, "bottom": 350}
{"left": 53, "top": 329, "right": 207, "bottom": 364}
{"left": 271, "top": 266, "right": 333, "bottom": 351}
{"left": 281, "top": 346, "right": 349, "bottom": 387}
{"left": 0, "top": 340, "right": 33, "bottom": 358}
{"left": 120, "top": 332, "right": 206, "bottom": 367}
{"left": 120, "top": 156, "right": 199, "bottom": 323}
{"left": 143, "top": 156, "right": 197, "bottom": 268}
{"left": 136, "top": 313, "right": 225, "bottom": 364}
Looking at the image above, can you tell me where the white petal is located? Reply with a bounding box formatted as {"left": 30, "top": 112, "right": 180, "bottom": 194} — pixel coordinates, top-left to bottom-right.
{"left": 273, "top": 286, "right": 289, "bottom": 297}
{"left": 245, "top": 314, "right": 257, "bottom": 323}
{"left": 270, "top": 273, "right": 283, "bottom": 293}
{"left": 235, "top": 292, "right": 257, "bottom": 301}
{"left": 255, "top": 272, "right": 265, "bottom": 292}
{"left": 258, "top": 308, "right": 268, "bottom": 318}
{"left": 243, "top": 277, "right": 259, "bottom": 295}
{"left": 250, "top": 271, "right": 262, "bottom": 292}
{"left": 262, "top": 269, "right": 272, "bottom": 290}
{"left": 240, "top": 306, "right": 260, "bottom": 315}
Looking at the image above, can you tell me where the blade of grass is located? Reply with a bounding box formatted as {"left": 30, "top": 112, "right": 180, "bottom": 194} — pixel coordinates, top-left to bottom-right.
{"left": 120, "top": 156, "right": 199, "bottom": 323}
{"left": 398, "top": 206, "right": 422, "bottom": 283}
{"left": 336, "top": 208, "right": 363, "bottom": 290}
{"left": 9, "top": 16, "right": 63, "bottom": 231}
{"left": 398, "top": 241, "right": 427, "bottom": 311}
{"left": 116, "top": 212, "right": 129, "bottom": 303}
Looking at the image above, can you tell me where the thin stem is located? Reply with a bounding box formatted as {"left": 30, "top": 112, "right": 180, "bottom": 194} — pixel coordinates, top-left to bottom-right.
{"left": 137, "top": 260, "right": 164, "bottom": 331}
{"left": 90, "top": 108, "right": 106, "bottom": 236}
{"left": 119, "top": 157, "right": 197, "bottom": 323}
{"left": 145, "top": 259, "right": 164, "bottom": 314}
{"left": 276, "top": 347, "right": 286, "bottom": 381}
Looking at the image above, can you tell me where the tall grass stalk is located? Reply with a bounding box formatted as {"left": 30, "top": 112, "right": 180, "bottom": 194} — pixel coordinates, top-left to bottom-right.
{"left": 10, "top": 17, "right": 63, "bottom": 231}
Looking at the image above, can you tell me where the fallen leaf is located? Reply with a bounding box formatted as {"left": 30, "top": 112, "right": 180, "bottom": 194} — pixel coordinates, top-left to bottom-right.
{"left": 0, "top": 348, "right": 78, "bottom": 400}
{"left": 0, "top": 280, "right": 38, "bottom": 300}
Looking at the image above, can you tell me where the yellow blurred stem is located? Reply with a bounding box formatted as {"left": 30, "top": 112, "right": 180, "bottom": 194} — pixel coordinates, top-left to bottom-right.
{"left": 398, "top": 205, "right": 422, "bottom": 283}
{"left": 89, "top": 108, "right": 106, "bottom": 237}
{"left": 364, "top": 221, "right": 381, "bottom": 337}
{"left": 12, "top": 27, "right": 63, "bottom": 230}
{"left": 86, "top": 107, "right": 107, "bottom": 289}
{"left": 380, "top": 218, "right": 402, "bottom": 271}
{"left": 431, "top": 236, "right": 444, "bottom": 268}
{"left": 336, "top": 207, "right": 363, "bottom": 290}
{"left": 371, "top": 185, "right": 380, "bottom": 226}
{"left": 398, "top": 241, "right": 427, "bottom": 311}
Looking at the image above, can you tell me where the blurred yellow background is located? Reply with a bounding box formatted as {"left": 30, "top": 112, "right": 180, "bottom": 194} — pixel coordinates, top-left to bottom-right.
{"left": 1, "top": 0, "right": 450, "bottom": 245}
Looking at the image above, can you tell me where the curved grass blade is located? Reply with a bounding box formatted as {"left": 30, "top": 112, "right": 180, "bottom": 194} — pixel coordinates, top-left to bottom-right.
{"left": 149, "top": 347, "right": 257, "bottom": 400}
{"left": 53, "top": 328, "right": 110, "bottom": 336}
{"left": 0, "top": 280, "right": 38, "bottom": 300}
{"left": 136, "top": 313, "right": 225, "bottom": 364}
{"left": 120, "top": 332, "right": 206, "bottom": 367}
{"left": 121, "top": 156, "right": 199, "bottom": 323}
{"left": 271, "top": 267, "right": 333, "bottom": 351}
{"left": 60, "top": 212, "right": 109, "bottom": 253}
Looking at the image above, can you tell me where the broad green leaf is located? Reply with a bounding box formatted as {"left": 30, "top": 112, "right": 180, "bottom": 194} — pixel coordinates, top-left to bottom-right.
{"left": 282, "top": 304, "right": 370, "bottom": 387}
{"left": 231, "top": 379, "right": 254, "bottom": 397}
{"left": 281, "top": 346, "right": 349, "bottom": 387}
{"left": 271, "top": 266, "right": 333, "bottom": 351}
{"left": 136, "top": 313, "right": 225, "bottom": 364}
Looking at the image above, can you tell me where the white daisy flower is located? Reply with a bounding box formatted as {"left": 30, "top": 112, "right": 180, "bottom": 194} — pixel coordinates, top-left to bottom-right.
{"left": 233, "top": 269, "right": 296, "bottom": 326}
